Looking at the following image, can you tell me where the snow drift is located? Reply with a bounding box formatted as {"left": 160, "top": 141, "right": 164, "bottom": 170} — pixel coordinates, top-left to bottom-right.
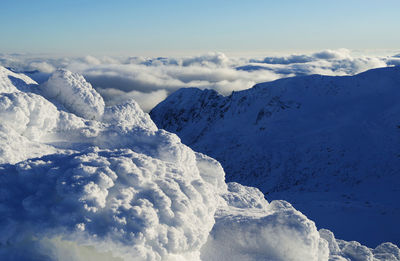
{"left": 0, "top": 66, "right": 398, "bottom": 260}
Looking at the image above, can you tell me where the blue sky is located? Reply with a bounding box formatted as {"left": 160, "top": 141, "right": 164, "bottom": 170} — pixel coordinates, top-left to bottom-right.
{"left": 1, "top": 0, "right": 399, "bottom": 56}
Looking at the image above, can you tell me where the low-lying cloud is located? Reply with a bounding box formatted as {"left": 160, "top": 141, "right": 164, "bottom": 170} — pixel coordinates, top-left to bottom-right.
{"left": 98, "top": 88, "right": 168, "bottom": 112}
{"left": 1, "top": 49, "right": 399, "bottom": 111}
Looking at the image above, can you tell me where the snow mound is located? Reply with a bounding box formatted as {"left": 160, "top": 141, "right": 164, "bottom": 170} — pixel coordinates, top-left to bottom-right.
{"left": 221, "top": 182, "right": 268, "bottom": 210}
{"left": 201, "top": 183, "right": 328, "bottom": 261}
{"left": 0, "top": 148, "right": 220, "bottom": 260}
{"left": 39, "top": 69, "right": 105, "bottom": 120}
{"left": 0, "top": 66, "right": 222, "bottom": 260}
{"left": 103, "top": 98, "right": 157, "bottom": 131}
{"left": 319, "top": 230, "right": 400, "bottom": 260}
{"left": 0, "top": 91, "right": 62, "bottom": 164}
{"left": 0, "top": 92, "right": 59, "bottom": 140}
{"left": 0, "top": 67, "right": 161, "bottom": 164}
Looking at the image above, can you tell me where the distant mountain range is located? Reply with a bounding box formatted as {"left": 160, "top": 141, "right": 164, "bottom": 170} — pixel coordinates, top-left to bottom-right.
{"left": 150, "top": 66, "right": 400, "bottom": 246}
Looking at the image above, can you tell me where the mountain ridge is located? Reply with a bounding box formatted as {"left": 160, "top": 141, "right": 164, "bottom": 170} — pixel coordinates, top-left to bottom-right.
{"left": 150, "top": 66, "right": 400, "bottom": 246}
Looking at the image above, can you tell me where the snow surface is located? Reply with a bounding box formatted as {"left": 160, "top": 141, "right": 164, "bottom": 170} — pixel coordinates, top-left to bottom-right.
{"left": 0, "top": 66, "right": 398, "bottom": 260}
{"left": 39, "top": 69, "right": 105, "bottom": 120}
{"left": 150, "top": 66, "right": 400, "bottom": 247}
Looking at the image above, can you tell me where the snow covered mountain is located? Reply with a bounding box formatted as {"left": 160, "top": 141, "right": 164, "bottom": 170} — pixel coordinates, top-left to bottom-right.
{"left": 0, "top": 66, "right": 398, "bottom": 261}
{"left": 150, "top": 66, "right": 400, "bottom": 247}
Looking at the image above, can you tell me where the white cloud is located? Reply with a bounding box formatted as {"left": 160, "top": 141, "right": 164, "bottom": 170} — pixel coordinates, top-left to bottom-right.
{"left": 28, "top": 61, "right": 55, "bottom": 73}
{"left": 0, "top": 50, "right": 396, "bottom": 111}
{"left": 98, "top": 88, "right": 168, "bottom": 111}
{"left": 312, "top": 48, "right": 351, "bottom": 60}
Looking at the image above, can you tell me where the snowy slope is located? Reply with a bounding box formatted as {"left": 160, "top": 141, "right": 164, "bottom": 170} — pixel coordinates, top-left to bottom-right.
{"left": 151, "top": 66, "right": 400, "bottom": 247}
{"left": 0, "top": 66, "right": 398, "bottom": 260}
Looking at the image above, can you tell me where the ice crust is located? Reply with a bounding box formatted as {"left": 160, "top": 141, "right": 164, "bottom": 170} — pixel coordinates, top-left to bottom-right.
{"left": 0, "top": 66, "right": 398, "bottom": 261}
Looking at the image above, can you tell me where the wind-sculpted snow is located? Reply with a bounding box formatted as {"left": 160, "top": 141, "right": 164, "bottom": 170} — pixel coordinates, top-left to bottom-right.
{"left": 151, "top": 66, "right": 400, "bottom": 246}
{"left": 0, "top": 66, "right": 222, "bottom": 260}
{"left": 103, "top": 98, "right": 158, "bottom": 131}
{"left": 0, "top": 91, "right": 69, "bottom": 164}
{"left": 201, "top": 183, "right": 328, "bottom": 261}
{"left": 0, "top": 148, "right": 221, "bottom": 260}
{"left": 39, "top": 69, "right": 105, "bottom": 120}
{"left": 0, "top": 66, "right": 398, "bottom": 260}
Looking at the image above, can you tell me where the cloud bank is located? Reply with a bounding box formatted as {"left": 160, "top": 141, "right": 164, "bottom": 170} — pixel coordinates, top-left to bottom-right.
{"left": 1, "top": 49, "right": 399, "bottom": 111}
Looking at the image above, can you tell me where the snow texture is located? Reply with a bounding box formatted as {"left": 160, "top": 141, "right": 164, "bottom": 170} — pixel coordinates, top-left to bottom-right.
{"left": 151, "top": 66, "right": 400, "bottom": 247}
{"left": 39, "top": 69, "right": 105, "bottom": 120}
{"left": 201, "top": 183, "right": 327, "bottom": 261}
{"left": 0, "top": 66, "right": 398, "bottom": 261}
